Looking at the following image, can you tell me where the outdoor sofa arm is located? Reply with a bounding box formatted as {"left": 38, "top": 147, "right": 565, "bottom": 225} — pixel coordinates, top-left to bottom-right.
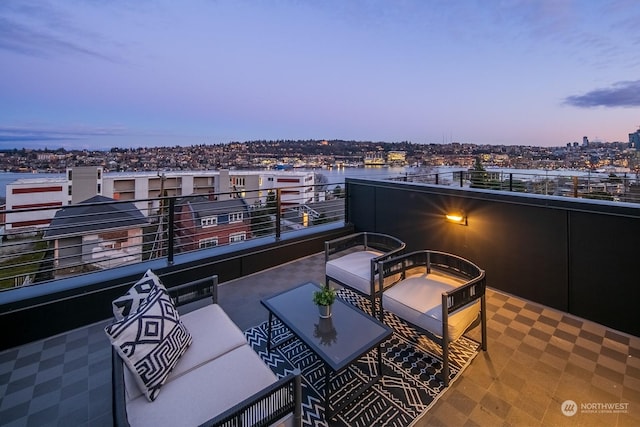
{"left": 376, "top": 251, "right": 415, "bottom": 293}
{"left": 112, "top": 351, "right": 302, "bottom": 427}
{"left": 441, "top": 274, "right": 487, "bottom": 352}
{"left": 167, "top": 275, "right": 219, "bottom": 307}
{"left": 202, "top": 372, "right": 302, "bottom": 427}
{"left": 441, "top": 273, "right": 486, "bottom": 316}
{"left": 112, "top": 347, "right": 129, "bottom": 427}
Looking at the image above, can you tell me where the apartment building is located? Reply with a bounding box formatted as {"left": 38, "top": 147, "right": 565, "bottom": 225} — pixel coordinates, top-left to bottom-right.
{"left": 4, "top": 176, "right": 68, "bottom": 234}
{"left": 4, "top": 167, "right": 315, "bottom": 236}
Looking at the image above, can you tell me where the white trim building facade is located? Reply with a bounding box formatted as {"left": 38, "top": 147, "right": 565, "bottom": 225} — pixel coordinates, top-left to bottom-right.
{"left": 4, "top": 168, "right": 315, "bottom": 236}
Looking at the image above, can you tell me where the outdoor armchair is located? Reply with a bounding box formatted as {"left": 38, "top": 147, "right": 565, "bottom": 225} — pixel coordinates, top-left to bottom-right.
{"left": 378, "top": 250, "right": 487, "bottom": 386}
{"left": 325, "top": 232, "right": 405, "bottom": 317}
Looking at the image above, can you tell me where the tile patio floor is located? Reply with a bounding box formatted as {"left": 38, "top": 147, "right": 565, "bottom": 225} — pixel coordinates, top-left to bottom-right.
{"left": 1, "top": 252, "right": 639, "bottom": 426}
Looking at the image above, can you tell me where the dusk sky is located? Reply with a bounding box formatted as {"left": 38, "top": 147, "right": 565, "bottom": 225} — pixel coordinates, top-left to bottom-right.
{"left": 1, "top": 0, "right": 640, "bottom": 150}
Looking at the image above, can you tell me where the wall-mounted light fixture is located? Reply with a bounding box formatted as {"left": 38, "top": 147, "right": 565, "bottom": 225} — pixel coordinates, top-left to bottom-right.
{"left": 445, "top": 211, "right": 467, "bottom": 225}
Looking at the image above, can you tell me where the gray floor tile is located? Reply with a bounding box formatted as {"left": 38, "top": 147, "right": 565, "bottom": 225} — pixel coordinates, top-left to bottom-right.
{"left": 26, "top": 402, "right": 59, "bottom": 427}
{"left": 32, "top": 376, "right": 62, "bottom": 398}
{"left": 42, "top": 336, "right": 66, "bottom": 349}
{"left": 0, "top": 400, "right": 31, "bottom": 423}
{"left": 0, "top": 252, "right": 638, "bottom": 426}
{"left": 5, "top": 374, "right": 37, "bottom": 396}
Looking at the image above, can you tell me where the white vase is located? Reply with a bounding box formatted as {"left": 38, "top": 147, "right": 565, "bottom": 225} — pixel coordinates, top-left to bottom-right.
{"left": 318, "top": 304, "right": 332, "bottom": 318}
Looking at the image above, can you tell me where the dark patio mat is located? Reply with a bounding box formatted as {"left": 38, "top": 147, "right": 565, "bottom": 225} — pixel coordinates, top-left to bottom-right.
{"left": 245, "top": 288, "right": 481, "bottom": 427}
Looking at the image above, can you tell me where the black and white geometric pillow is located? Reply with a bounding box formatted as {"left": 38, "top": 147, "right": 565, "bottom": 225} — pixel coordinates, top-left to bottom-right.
{"left": 105, "top": 285, "right": 192, "bottom": 401}
{"left": 112, "top": 269, "right": 166, "bottom": 321}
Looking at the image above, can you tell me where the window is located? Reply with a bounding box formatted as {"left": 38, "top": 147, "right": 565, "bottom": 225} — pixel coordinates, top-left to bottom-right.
{"left": 68, "top": 185, "right": 72, "bottom": 196}
{"left": 231, "top": 177, "right": 245, "bottom": 186}
{"left": 229, "top": 232, "right": 246, "bottom": 243}
{"left": 201, "top": 216, "right": 217, "bottom": 227}
{"left": 97, "top": 183, "right": 101, "bottom": 194}
{"left": 198, "top": 237, "right": 218, "bottom": 249}
{"left": 67, "top": 170, "right": 72, "bottom": 180}
{"left": 229, "top": 212, "right": 243, "bottom": 223}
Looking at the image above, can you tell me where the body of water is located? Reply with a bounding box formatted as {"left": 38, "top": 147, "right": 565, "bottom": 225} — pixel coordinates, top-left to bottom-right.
{"left": 1, "top": 166, "right": 631, "bottom": 200}
{"left": 0, "top": 168, "right": 413, "bottom": 199}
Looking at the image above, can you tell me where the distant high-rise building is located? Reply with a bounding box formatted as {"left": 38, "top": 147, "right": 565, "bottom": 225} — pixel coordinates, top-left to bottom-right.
{"left": 583, "top": 136, "right": 589, "bottom": 147}
{"left": 629, "top": 128, "right": 640, "bottom": 150}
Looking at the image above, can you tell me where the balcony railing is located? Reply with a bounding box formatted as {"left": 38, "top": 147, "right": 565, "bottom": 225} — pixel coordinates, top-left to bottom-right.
{"left": 393, "top": 169, "right": 640, "bottom": 203}
{"left": 1, "top": 171, "right": 639, "bottom": 348}
{"left": 0, "top": 182, "right": 346, "bottom": 291}
{"left": 3, "top": 167, "right": 639, "bottom": 292}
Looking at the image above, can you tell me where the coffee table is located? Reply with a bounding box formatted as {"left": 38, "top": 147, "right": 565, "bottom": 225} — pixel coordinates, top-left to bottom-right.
{"left": 261, "top": 282, "right": 393, "bottom": 419}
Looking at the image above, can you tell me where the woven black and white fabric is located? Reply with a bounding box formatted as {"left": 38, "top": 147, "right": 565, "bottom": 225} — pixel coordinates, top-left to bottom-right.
{"left": 246, "top": 288, "right": 480, "bottom": 427}
{"left": 105, "top": 285, "right": 192, "bottom": 401}
{"left": 112, "top": 269, "right": 166, "bottom": 320}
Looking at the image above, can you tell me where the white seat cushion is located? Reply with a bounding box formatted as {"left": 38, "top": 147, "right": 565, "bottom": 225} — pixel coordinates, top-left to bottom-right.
{"left": 382, "top": 272, "right": 479, "bottom": 342}
{"left": 326, "top": 250, "right": 382, "bottom": 295}
{"left": 173, "top": 304, "right": 248, "bottom": 379}
{"left": 126, "top": 344, "right": 278, "bottom": 427}
{"left": 123, "top": 303, "right": 248, "bottom": 402}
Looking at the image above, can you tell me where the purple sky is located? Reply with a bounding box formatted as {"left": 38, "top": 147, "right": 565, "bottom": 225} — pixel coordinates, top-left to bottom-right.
{"left": 1, "top": 0, "right": 640, "bottom": 150}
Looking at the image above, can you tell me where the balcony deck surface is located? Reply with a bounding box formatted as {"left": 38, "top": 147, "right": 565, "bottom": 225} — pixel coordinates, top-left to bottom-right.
{"left": 1, "top": 252, "right": 639, "bottom": 426}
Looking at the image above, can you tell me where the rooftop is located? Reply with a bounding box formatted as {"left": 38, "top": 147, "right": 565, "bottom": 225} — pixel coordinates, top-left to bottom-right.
{"left": 1, "top": 252, "right": 638, "bottom": 426}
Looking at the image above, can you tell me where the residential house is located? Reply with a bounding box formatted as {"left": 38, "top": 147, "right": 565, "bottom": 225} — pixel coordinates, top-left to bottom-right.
{"left": 175, "top": 195, "right": 252, "bottom": 252}
{"left": 43, "top": 195, "right": 148, "bottom": 270}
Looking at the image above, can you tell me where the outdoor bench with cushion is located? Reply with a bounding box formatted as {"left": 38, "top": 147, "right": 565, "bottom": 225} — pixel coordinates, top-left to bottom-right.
{"left": 377, "top": 250, "right": 487, "bottom": 386}
{"left": 325, "top": 232, "right": 406, "bottom": 316}
{"left": 107, "top": 270, "right": 302, "bottom": 427}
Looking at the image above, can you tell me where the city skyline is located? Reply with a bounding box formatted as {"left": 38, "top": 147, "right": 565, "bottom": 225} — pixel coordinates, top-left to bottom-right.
{"left": 1, "top": 0, "right": 640, "bottom": 150}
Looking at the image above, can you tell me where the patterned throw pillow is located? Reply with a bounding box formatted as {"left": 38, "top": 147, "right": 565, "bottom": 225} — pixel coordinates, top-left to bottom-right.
{"left": 112, "top": 269, "right": 166, "bottom": 321}
{"left": 105, "top": 285, "right": 192, "bottom": 401}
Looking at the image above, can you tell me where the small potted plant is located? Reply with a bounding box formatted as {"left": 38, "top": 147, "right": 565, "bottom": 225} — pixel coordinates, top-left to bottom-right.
{"left": 313, "top": 285, "right": 336, "bottom": 318}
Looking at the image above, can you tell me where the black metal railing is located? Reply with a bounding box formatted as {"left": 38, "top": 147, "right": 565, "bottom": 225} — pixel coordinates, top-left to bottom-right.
{"left": 0, "top": 183, "right": 346, "bottom": 291}
{"left": 3, "top": 167, "right": 639, "bottom": 292}
{"left": 391, "top": 169, "right": 640, "bottom": 203}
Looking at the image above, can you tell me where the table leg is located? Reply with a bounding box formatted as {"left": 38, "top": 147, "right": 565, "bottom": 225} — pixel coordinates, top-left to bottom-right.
{"left": 325, "top": 365, "right": 331, "bottom": 418}
{"left": 267, "top": 312, "right": 273, "bottom": 352}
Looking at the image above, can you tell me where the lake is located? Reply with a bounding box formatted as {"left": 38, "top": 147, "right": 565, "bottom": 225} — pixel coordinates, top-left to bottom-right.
{"left": 0, "top": 166, "right": 622, "bottom": 200}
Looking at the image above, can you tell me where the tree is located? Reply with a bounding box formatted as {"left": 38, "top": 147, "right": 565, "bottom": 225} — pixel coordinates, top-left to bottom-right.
{"left": 606, "top": 173, "right": 622, "bottom": 184}
{"left": 314, "top": 173, "right": 329, "bottom": 193}
{"left": 332, "top": 185, "right": 345, "bottom": 199}
{"left": 469, "top": 157, "right": 488, "bottom": 189}
{"left": 583, "top": 191, "right": 614, "bottom": 201}
{"left": 265, "top": 190, "right": 277, "bottom": 215}
{"left": 250, "top": 190, "right": 277, "bottom": 236}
